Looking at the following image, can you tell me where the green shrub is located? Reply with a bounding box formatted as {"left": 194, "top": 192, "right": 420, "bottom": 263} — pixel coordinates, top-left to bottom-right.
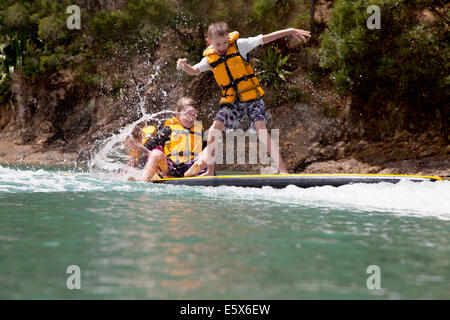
{"left": 76, "top": 73, "right": 105, "bottom": 89}
{"left": 292, "top": 11, "right": 310, "bottom": 30}
{"left": 38, "top": 14, "right": 68, "bottom": 43}
{"left": 2, "top": 3, "right": 29, "bottom": 30}
{"left": 256, "top": 46, "right": 292, "bottom": 88}
{"left": 268, "top": 84, "right": 310, "bottom": 107}
{"left": 251, "top": 0, "right": 295, "bottom": 33}
{"left": 319, "top": 0, "right": 449, "bottom": 130}
{"left": 0, "top": 1, "right": 75, "bottom": 80}
{"left": 22, "top": 55, "right": 40, "bottom": 77}
{"left": 126, "top": 0, "right": 173, "bottom": 27}
{"left": 320, "top": 101, "right": 338, "bottom": 118}
{"left": 0, "top": 27, "right": 15, "bottom": 102}
{"left": 91, "top": 0, "right": 173, "bottom": 43}
{"left": 0, "top": 73, "right": 11, "bottom": 104}
{"left": 2, "top": 30, "right": 29, "bottom": 70}
{"left": 39, "top": 51, "right": 66, "bottom": 74}
{"left": 287, "top": 86, "right": 310, "bottom": 102}
{"left": 91, "top": 10, "right": 133, "bottom": 42}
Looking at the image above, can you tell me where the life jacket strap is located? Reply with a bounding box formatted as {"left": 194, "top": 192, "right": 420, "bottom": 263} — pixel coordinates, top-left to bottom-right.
{"left": 171, "top": 151, "right": 199, "bottom": 157}
{"left": 220, "top": 73, "right": 257, "bottom": 92}
{"left": 209, "top": 52, "right": 241, "bottom": 68}
{"left": 171, "top": 129, "right": 202, "bottom": 136}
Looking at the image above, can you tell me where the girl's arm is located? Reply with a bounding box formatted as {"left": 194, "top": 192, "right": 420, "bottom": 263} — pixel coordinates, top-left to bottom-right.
{"left": 144, "top": 126, "right": 172, "bottom": 151}
{"left": 262, "top": 28, "right": 311, "bottom": 44}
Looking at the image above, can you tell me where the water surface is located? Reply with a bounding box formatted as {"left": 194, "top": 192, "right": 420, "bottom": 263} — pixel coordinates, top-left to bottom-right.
{"left": 1, "top": 165, "right": 449, "bottom": 299}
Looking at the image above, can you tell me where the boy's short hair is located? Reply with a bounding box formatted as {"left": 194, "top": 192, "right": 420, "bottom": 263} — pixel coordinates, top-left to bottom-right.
{"left": 175, "top": 97, "right": 195, "bottom": 112}
{"left": 207, "top": 22, "right": 229, "bottom": 39}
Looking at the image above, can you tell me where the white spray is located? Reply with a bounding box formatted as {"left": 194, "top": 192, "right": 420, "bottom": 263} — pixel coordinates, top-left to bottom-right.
{"left": 88, "top": 65, "right": 175, "bottom": 173}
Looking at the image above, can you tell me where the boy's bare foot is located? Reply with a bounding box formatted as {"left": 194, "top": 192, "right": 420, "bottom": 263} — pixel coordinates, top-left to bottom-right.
{"left": 199, "top": 170, "right": 214, "bottom": 177}
{"left": 279, "top": 170, "right": 289, "bottom": 175}
{"left": 184, "top": 163, "right": 201, "bottom": 177}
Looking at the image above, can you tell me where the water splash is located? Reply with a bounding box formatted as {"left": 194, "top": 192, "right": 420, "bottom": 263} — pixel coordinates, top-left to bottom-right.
{"left": 88, "top": 64, "right": 173, "bottom": 172}
{"left": 1, "top": 164, "right": 449, "bottom": 221}
{"left": 88, "top": 109, "right": 173, "bottom": 172}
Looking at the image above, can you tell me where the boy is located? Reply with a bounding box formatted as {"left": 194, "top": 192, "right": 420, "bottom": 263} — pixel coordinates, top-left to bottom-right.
{"left": 132, "top": 97, "right": 206, "bottom": 182}
{"left": 177, "top": 22, "right": 310, "bottom": 176}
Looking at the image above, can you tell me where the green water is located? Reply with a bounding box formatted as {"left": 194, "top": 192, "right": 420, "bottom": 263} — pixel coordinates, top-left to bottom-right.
{"left": 0, "top": 166, "right": 449, "bottom": 299}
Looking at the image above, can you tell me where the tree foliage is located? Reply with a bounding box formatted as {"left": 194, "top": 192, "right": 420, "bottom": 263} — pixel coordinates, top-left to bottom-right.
{"left": 319, "top": 0, "right": 448, "bottom": 134}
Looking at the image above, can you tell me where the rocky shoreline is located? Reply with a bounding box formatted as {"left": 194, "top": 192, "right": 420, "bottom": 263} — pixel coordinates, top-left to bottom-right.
{"left": 0, "top": 141, "right": 78, "bottom": 167}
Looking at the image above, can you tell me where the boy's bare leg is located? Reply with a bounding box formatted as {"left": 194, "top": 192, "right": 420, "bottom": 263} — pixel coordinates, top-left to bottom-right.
{"left": 254, "top": 121, "right": 289, "bottom": 175}
{"left": 197, "top": 120, "right": 225, "bottom": 176}
{"left": 138, "top": 150, "right": 169, "bottom": 182}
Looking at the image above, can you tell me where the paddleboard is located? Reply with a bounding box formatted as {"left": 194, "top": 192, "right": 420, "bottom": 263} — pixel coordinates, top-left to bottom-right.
{"left": 152, "top": 174, "right": 443, "bottom": 188}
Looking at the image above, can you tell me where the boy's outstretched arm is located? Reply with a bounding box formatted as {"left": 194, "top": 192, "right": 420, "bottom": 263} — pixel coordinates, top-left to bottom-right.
{"left": 262, "top": 28, "right": 311, "bottom": 45}
{"left": 177, "top": 58, "right": 200, "bottom": 76}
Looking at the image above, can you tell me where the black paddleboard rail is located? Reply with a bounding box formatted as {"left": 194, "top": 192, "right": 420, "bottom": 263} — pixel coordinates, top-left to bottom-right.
{"left": 152, "top": 174, "right": 443, "bottom": 189}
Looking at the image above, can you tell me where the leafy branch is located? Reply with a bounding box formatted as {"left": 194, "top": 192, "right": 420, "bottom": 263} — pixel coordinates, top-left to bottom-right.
{"left": 255, "top": 46, "right": 292, "bottom": 87}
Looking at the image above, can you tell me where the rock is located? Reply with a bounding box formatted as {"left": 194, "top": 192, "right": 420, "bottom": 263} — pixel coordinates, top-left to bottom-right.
{"left": 17, "top": 128, "right": 36, "bottom": 145}
{"left": 394, "top": 130, "right": 410, "bottom": 142}
{"left": 319, "top": 147, "right": 336, "bottom": 159}
{"left": 418, "top": 149, "right": 435, "bottom": 158}
{"left": 36, "top": 121, "right": 56, "bottom": 145}
{"left": 418, "top": 132, "right": 428, "bottom": 143}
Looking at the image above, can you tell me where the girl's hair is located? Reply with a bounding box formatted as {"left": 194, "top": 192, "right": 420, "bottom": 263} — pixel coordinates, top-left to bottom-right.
{"left": 176, "top": 97, "right": 195, "bottom": 112}
{"left": 131, "top": 123, "right": 144, "bottom": 139}
{"left": 207, "top": 22, "right": 229, "bottom": 39}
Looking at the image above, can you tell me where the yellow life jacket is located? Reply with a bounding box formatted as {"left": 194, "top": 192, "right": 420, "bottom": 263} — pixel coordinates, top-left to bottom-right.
{"left": 141, "top": 125, "right": 157, "bottom": 146}
{"left": 164, "top": 117, "right": 181, "bottom": 126}
{"left": 203, "top": 31, "right": 264, "bottom": 104}
{"left": 163, "top": 118, "right": 203, "bottom": 164}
